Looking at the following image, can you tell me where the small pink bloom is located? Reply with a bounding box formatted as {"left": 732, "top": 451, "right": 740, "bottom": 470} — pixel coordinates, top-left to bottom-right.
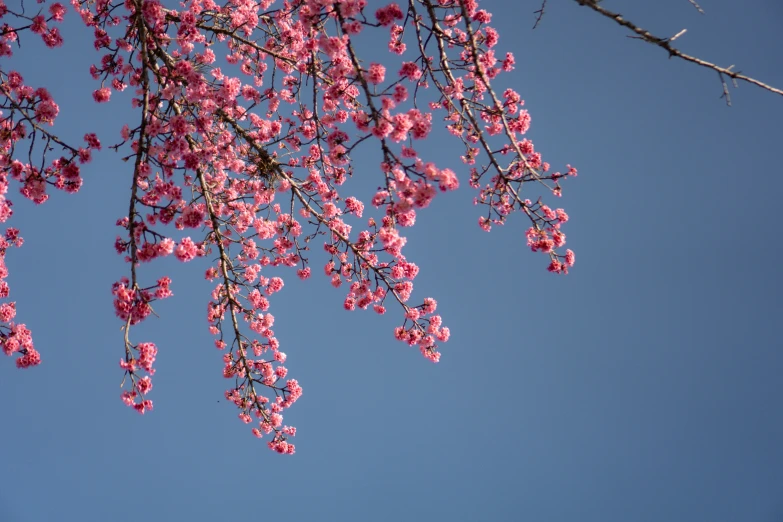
{"left": 174, "top": 238, "right": 198, "bottom": 262}
{"left": 92, "top": 88, "right": 111, "bottom": 103}
{"left": 367, "top": 63, "right": 385, "bottom": 84}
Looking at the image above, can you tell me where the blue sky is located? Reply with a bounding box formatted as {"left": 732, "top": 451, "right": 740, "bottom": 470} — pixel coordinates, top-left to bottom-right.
{"left": 2, "top": 1, "right": 782, "bottom": 521}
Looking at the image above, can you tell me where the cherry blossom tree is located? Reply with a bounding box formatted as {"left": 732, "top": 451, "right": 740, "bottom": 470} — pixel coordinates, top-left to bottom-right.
{"left": 0, "top": 0, "right": 778, "bottom": 454}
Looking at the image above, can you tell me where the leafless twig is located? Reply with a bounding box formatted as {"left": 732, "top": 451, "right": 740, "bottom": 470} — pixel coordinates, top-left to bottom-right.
{"left": 687, "top": 0, "right": 705, "bottom": 14}
{"left": 533, "top": 0, "right": 548, "bottom": 29}
{"left": 668, "top": 28, "right": 687, "bottom": 42}
{"left": 573, "top": 0, "right": 783, "bottom": 104}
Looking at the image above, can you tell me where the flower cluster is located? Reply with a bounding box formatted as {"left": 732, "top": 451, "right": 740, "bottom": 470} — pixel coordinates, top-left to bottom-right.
{"left": 1, "top": 0, "right": 577, "bottom": 453}
{"left": 0, "top": 227, "right": 40, "bottom": 368}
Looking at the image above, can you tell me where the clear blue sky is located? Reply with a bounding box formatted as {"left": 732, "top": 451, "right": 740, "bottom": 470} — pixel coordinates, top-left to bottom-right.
{"left": 2, "top": 1, "right": 782, "bottom": 521}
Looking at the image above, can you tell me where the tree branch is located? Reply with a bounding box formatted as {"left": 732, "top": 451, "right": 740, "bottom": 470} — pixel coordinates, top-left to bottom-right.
{"left": 533, "top": 0, "right": 548, "bottom": 29}
{"left": 686, "top": 0, "right": 705, "bottom": 15}
{"left": 573, "top": 0, "right": 782, "bottom": 104}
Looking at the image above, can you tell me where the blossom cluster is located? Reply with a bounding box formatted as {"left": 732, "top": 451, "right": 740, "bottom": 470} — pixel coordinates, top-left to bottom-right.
{"left": 1, "top": 0, "right": 577, "bottom": 452}
{"left": 0, "top": 7, "right": 99, "bottom": 368}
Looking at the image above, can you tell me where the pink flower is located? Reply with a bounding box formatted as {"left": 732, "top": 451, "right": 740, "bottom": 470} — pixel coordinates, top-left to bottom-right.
{"left": 342, "top": 20, "right": 362, "bottom": 34}
{"left": 42, "top": 28, "right": 63, "bottom": 48}
{"left": 547, "top": 260, "right": 565, "bottom": 274}
{"left": 0, "top": 302, "right": 16, "bottom": 322}
{"left": 77, "top": 148, "right": 92, "bottom": 164}
{"left": 92, "top": 88, "right": 111, "bottom": 103}
{"left": 133, "top": 400, "right": 153, "bottom": 414}
{"left": 49, "top": 3, "right": 66, "bottom": 21}
{"left": 398, "top": 62, "right": 422, "bottom": 81}
{"left": 30, "top": 15, "right": 47, "bottom": 34}
{"left": 157, "top": 238, "right": 175, "bottom": 256}
{"left": 267, "top": 277, "right": 284, "bottom": 294}
{"left": 180, "top": 205, "right": 204, "bottom": 228}
{"left": 136, "top": 376, "right": 153, "bottom": 395}
{"left": 34, "top": 99, "right": 59, "bottom": 124}
{"left": 367, "top": 63, "right": 385, "bottom": 84}
{"left": 344, "top": 197, "right": 364, "bottom": 217}
{"left": 174, "top": 237, "right": 198, "bottom": 262}
{"left": 15, "top": 347, "right": 41, "bottom": 368}
{"left": 137, "top": 342, "right": 157, "bottom": 372}
{"left": 375, "top": 3, "right": 403, "bottom": 26}
{"left": 7, "top": 71, "right": 23, "bottom": 89}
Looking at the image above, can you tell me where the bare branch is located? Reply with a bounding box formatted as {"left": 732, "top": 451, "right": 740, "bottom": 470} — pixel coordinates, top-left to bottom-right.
{"left": 573, "top": 0, "right": 783, "bottom": 100}
{"left": 719, "top": 71, "right": 732, "bottom": 106}
{"left": 687, "top": 0, "right": 705, "bottom": 14}
{"left": 533, "top": 0, "right": 548, "bottom": 29}
{"left": 668, "top": 28, "right": 687, "bottom": 42}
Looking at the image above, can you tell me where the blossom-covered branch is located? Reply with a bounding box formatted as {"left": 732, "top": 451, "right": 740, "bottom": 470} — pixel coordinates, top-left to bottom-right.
{"left": 0, "top": 2, "right": 97, "bottom": 368}
{"left": 2, "top": 0, "right": 576, "bottom": 453}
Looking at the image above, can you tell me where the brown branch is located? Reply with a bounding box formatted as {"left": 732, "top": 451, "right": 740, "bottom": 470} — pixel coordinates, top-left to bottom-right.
{"left": 573, "top": 0, "right": 783, "bottom": 103}
{"left": 533, "top": 0, "right": 548, "bottom": 29}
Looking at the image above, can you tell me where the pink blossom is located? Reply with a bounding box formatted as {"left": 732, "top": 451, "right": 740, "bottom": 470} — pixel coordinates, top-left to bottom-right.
{"left": 174, "top": 237, "right": 198, "bottom": 262}
{"left": 376, "top": 3, "right": 403, "bottom": 26}
{"left": 180, "top": 205, "right": 205, "bottom": 228}
{"left": 30, "top": 15, "right": 46, "bottom": 34}
{"left": 344, "top": 197, "right": 364, "bottom": 217}
{"left": 16, "top": 347, "right": 41, "bottom": 368}
{"left": 42, "top": 28, "right": 63, "bottom": 48}
{"left": 267, "top": 277, "right": 284, "bottom": 294}
{"left": 399, "top": 62, "right": 422, "bottom": 81}
{"left": 0, "top": 0, "right": 581, "bottom": 454}
{"left": 92, "top": 88, "right": 111, "bottom": 103}
{"left": 367, "top": 63, "right": 386, "bottom": 84}
{"left": 0, "top": 302, "right": 16, "bottom": 322}
{"left": 35, "top": 99, "right": 59, "bottom": 124}
{"left": 49, "top": 3, "right": 66, "bottom": 21}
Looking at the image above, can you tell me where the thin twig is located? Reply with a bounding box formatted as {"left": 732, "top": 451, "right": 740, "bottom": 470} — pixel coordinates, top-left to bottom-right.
{"left": 687, "top": 0, "right": 705, "bottom": 14}
{"left": 668, "top": 28, "right": 687, "bottom": 42}
{"left": 573, "top": 0, "right": 782, "bottom": 102}
{"left": 533, "top": 0, "right": 548, "bottom": 29}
